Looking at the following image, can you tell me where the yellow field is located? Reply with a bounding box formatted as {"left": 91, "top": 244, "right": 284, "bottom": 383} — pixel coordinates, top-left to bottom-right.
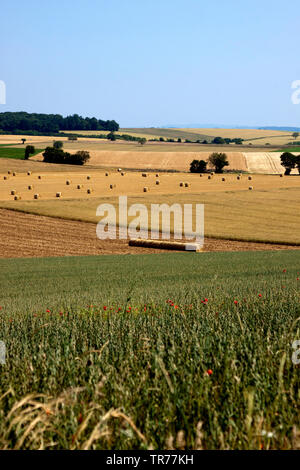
{"left": 59, "top": 128, "right": 297, "bottom": 146}
{"left": 1, "top": 167, "right": 300, "bottom": 244}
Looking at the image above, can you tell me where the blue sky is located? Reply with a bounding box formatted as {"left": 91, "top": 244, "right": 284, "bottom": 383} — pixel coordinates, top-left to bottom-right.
{"left": 1, "top": 0, "right": 300, "bottom": 127}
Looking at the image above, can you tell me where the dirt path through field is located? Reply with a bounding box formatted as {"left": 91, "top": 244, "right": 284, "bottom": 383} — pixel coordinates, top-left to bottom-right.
{"left": 0, "top": 209, "right": 299, "bottom": 258}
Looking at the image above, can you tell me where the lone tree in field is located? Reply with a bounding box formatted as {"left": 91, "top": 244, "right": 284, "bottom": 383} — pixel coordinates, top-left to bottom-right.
{"left": 138, "top": 137, "right": 147, "bottom": 145}
{"left": 208, "top": 152, "right": 229, "bottom": 173}
{"left": 21, "top": 138, "right": 26, "bottom": 145}
{"left": 53, "top": 140, "right": 63, "bottom": 149}
{"left": 292, "top": 132, "right": 299, "bottom": 140}
{"left": 190, "top": 159, "right": 207, "bottom": 173}
{"left": 24, "top": 145, "right": 35, "bottom": 160}
{"left": 280, "top": 152, "right": 296, "bottom": 175}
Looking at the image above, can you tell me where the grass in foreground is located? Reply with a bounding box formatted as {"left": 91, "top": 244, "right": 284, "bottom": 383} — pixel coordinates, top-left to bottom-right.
{"left": 0, "top": 251, "right": 299, "bottom": 449}
{"left": 274, "top": 147, "right": 300, "bottom": 153}
{"left": 0, "top": 147, "right": 43, "bottom": 160}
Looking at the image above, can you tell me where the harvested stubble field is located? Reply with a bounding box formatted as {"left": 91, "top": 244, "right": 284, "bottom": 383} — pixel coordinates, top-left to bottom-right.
{"left": 0, "top": 251, "right": 299, "bottom": 449}
{"left": 73, "top": 150, "right": 290, "bottom": 173}
{"left": 1, "top": 168, "right": 300, "bottom": 245}
{"left": 1, "top": 208, "right": 299, "bottom": 259}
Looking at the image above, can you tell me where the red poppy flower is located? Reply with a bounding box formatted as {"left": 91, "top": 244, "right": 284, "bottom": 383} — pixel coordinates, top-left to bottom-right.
{"left": 234, "top": 300, "right": 238, "bottom": 305}
{"left": 103, "top": 306, "right": 107, "bottom": 311}
{"left": 206, "top": 369, "right": 213, "bottom": 376}
{"left": 258, "top": 294, "right": 262, "bottom": 297}
{"left": 46, "top": 309, "right": 50, "bottom": 313}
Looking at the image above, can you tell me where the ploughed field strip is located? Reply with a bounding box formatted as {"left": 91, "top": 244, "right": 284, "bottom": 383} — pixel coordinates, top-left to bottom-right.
{"left": 0, "top": 208, "right": 299, "bottom": 258}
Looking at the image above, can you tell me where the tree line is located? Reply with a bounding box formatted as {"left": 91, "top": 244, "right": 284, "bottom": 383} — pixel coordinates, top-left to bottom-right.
{"left": 0, "top": 112, "right": 119, "bottom": 133}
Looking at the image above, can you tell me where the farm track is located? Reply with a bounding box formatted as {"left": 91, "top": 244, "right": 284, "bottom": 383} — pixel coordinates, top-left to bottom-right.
{"left": 0, "top": 208, "right": 299, "bottom": 258}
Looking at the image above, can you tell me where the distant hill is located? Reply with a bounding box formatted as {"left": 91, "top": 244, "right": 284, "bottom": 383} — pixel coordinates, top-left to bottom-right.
{"left": 258, "top": 126, "right": 300, "bottom": 132}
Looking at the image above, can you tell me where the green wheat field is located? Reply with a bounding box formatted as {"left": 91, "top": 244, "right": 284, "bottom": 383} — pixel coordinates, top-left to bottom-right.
{"left": 0, "top": 251, "right": 299, "bottom": 450}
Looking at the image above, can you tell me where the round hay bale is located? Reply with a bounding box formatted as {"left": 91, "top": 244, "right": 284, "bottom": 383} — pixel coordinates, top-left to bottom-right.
{"left": 249, "top": 186, "right": 253, "bottom": 190}
{"left": 280, "top": 174, "right": 283, "bottom": 177}
{"left": 7, "top": 171, "right": 11, "bottom": 175}
{"left": 3, "top": 176, "right": 8, "bottom": 180}
{"left": 14, "top": 195, "right": 21, "bottom": 201}
{"left": 28, "top": 185, "right": 33, "bottom": 190}
{"left": 77, "top": 184, "right": 82, "bottom": 189}
{"left": 38, "top": 175, "right": 42, "bottom": 179}
{"left": 27, "top": 171, "right": 31, "bottom": 176}
{"left": 118, "top": 168, "right": 122, "bottom": 172}
{"left": 12, "top": 172, "right": 16, "bottom": 177}
{"left": 105, "top": 172, "right": 109, "bottom": 176}
{"left": 200, "top": 174, "right": 203, "bottom": 177}
{"left": 237, "top": 175, "right": 241, "bottom": 180}
{"left": 156, "top": 173, "right": 159, "bottom": 177}
{"left": 109, "top": 184, "right": 114, "bottom": 189}
{"left": 210, "top": 172, "right": 214, "bottom": 176}
{"left": 56, "top": 192, "right": 62, "bottom": 198}
{"left": 143, "top": 187, "right": 149, "bottom": 192}
{"left": 248, "top": 176, "right": 252, "bottom": 181}
{"left": 87, "top": 175, "right": 91, "bottom": 180}
{"left": 179, "top": 182, "right": 184, "bottom": 187}
{"left": 184, "top": 182, "right": 190, "bottom": 187}
{"left": 222, "top": 177, "right": 226, "bottom": 181}
{"left": 156, "top": 180, "right": 160, "bottom": 185}
{"left": 66, "top": 180, "right": 71, "bottom": 185}
{"left": 208, "top": 175, "right": 212, "bottom": 180}
{"left": 142, "top": 173, "right": 147, "bottom": 177}
{"left": 10, "top": 190, "right": 16, "bottom": 195}
{"left": 121, "top": 172, "right": 125, "bottom": 176}
{"left": 34, "top": 194, "right": 39, "bottom": 199}
{"left": 87, "top": 188, "right": 92, "bottom": 194}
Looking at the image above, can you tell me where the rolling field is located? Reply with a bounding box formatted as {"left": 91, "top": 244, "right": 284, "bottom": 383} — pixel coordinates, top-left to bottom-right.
{"left": 1, "top": 170, "right": 300, "bottom": 244}
{"left": 54, "top": 150, "right": 293, "bottom": 173}
{"left": 0, "top": 251, "right": 299, "bottom": 449}
{"left": 175, "top": 128, "right": 296, "bottom": 146}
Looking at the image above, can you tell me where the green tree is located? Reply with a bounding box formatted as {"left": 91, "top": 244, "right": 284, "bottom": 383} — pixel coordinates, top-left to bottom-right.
{"left": 21, "top": 138, "right": 26, "bottom": 145}
{"left": 190, "top": 159, "right": 207, "bottom": 173}
{"left": 24, "top": 145, "right": 35, "bottom": 160}
{"left": 280, "top": 152, "right": 296, "bottom": 175}
{"left": 208, "top": 152, "right": 229, "bottom": 173}
{"left": 292, "top": 132, "right": 299, "bottom": 140}
{"left": 53, "top": 140, "right": 63, "bottom": 149}
{"left": 138, "top": 137, "right": 147, "bottom": 145}
{"left": 107, "top": 132, "right": 116, "bottom": 141}
{"left": 68, "top": 151, "right": 90, "bottom": 165}
{"left": 212, "top": 136, "right": 225, "bottom": 145}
